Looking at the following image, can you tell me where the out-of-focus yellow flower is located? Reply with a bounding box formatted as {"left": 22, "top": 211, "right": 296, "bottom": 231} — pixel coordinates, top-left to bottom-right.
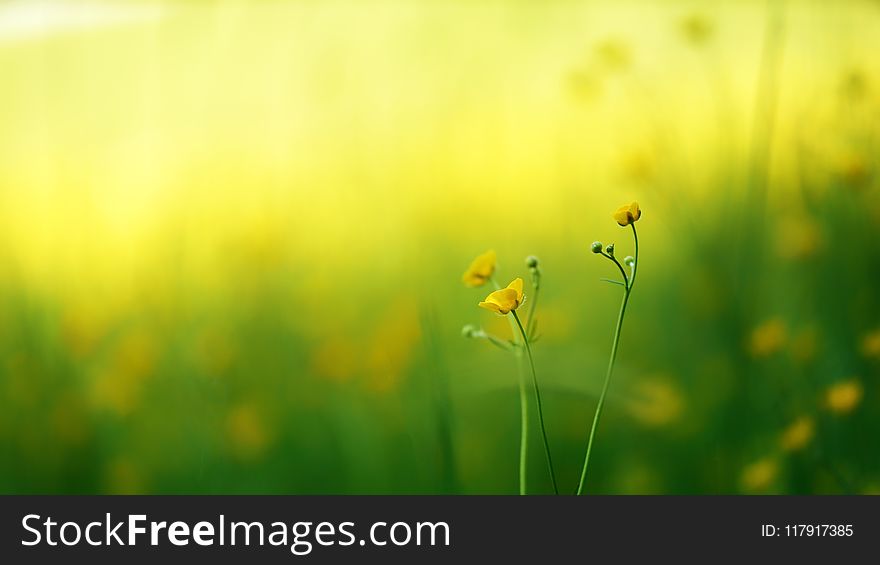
{"left": 625, "top": 376, "right": 684, "bottom": 427}
{"left": 226, "top": 402, "right": 271, "bottom": 460}
{"left": 595, "top": 39, "right": 631, "bottom": 71}
{"left": 105, "top": 457, "right": 146, "bottom": 495}
{"left": 860, "top": 329, "right": 880, "bottom": 359}
{"left": 780, "top": 416, "right": 815, "bottom": 452}
{"left": 748, "top": 318, "right": 787, "bottom": 358}
{"left": 825, "top": 380, "right": 863, "bottom": 414}
{"left": 462, "top": 249, "right": 497, "bottom": 287}
{"left": 741, "top": 458, "right": 779, "bottom": 492}
{"left": 790, "top": 326, "right": 820, "bottom": 365}
{"left": 776, "top": 216, "right": 822, "bottom": 260}
{"left": 612, "top": 201, "right": 641, "bottom": 226}
{"left": 680, "top": 14, "right": 714, "bottom": 45}
{"left": 365, "top": 298, "right": 421, "bottom": 393}
{"left": 478, "top": 278, "right": 524, "bottom": 315}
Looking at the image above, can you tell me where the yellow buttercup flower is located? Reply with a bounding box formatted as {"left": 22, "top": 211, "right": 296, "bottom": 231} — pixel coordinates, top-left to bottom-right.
{"left": 825, "top": 379, "right": 863, "bottom": 414}
{"left": 779, "top": 416, "right": 815, "bottom": 452}
{"left": 462, "top": 249, "right": 497, "bottom": 287}
{"left": 478, "top": 278, "right": 524, "bottom": 315}
{"left": 612, "top": 201, "right": 641, "bottom": 226}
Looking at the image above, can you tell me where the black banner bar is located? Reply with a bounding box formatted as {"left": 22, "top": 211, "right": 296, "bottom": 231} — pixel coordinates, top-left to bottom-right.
{"left": 1, "top": 496, "right": 876, "bottom": 563}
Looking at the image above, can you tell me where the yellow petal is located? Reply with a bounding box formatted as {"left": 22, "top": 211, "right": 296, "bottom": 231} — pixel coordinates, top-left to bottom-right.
{"left": 612, "top": 201, "right": 641, "bottom": 226}
{"left": 612, "top": 205, "right": 632, "bottom": 226}
{"left": 629, "top": 201, "right": 641, "bottom": 222}
{"left": 479, "top": 287, "right": 518, "bottom": 315}
{"left": 506, "top": 277, "right": 524, "bottom": 304}
{"left": 462, "top": 249, "right": 497, "bottom": 287}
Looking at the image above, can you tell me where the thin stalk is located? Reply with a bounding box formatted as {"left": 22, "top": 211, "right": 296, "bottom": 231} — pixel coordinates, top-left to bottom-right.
{"left": 491, "top": 276, "right": 529, "bottom": 495}
{"left": 576, "top": 224, "right": 639, "bottom": 494}
{"left": 512, "top": 310, "right": 559, "bottom": 494}
{"left": 526, "top": 271, "right": 540, "bottom": 339}
{"left": 516, "top": 353, "right": 528, "bottom": 495}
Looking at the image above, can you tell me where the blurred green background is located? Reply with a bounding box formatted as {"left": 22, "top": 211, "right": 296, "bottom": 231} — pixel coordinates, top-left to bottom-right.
{"left": 0, "top": 0, "right": 878, "bottom": 494}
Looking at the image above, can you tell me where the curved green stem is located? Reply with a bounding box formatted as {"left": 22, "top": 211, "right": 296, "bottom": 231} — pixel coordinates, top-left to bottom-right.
{"left": 601, "top": 252, "right": 629, "bottom": 288}
{"left": 512, "top": 310, "right": 559, "bottom": 494}
{"left": 576, "top": 224, "right": 639, "bottom": 494}
{"left": 491, "top": 276, "right": 529, "bottom": 494}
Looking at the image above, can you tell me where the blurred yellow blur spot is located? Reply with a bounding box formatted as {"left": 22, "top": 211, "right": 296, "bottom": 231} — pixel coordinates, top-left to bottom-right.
{"left": 740, "top": 458, "right": 779, "bottom": 492}
{"left": 779, "top": 416, "right": 815, "bottom": 452}
{"left": 748, "top": 318, "right": 787, "bottom": 358}
{"left": 776, "top": 216, "right": 822, "bottom": 261}
{"left": 194, "top": 327, "right": 237, "bottom": 378}
{"left": 836, "top": 153, "right": 873, "bottom": 190}
{"left": 537, "top": 304, "right": 576, "bottom": 341}
{"left": 789, "top": 326, "right": 820, "bottom": 365}
{"left": 679, "top": 14, "right": 714, "bottom": 46}
{"left": 105, "top": 457, "right": 146, "bottom": 495}
{"left": 90, "top": 329, "right": 159, "bottom": 415}
{"left": 860, "top": 329, "right": 880, "bottom": 359}
{"left": 461, "top": 250, "right": 496, "bottom": 288}
{"left": 594, "top": 38, "right": 631, "bottom": 72}
{"left": 311, "top": 338, "right": 359, "bottom": 383}
{"left": 825, "top": 380, "right": 863, "bottom": 414}
{"left": 51, "top": 393, "right": 90, "bottom": 447}
{"left": 625, "top": 376, "right": 684, "bottom": 427}
{"left": 365, "top": 298, "right": 421, "bottom": 393}
{"left": 226, "top": 402, "right": 271, "bottom": 460}
{"left": 60, "top": 301, "right": 110, "bottom": 359}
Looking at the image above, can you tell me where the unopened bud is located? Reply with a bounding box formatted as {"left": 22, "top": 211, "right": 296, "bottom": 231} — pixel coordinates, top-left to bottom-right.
{"left": 591, "top": 241, "right": 603, "bottom": 254}
{"left": 525, "top": 255, "right": 540, "bottom": 269}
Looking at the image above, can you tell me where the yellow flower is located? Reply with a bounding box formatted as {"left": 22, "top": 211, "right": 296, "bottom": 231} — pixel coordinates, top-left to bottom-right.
{"left": 612, "top": 201, "right": 641, "bottom": 226}
{"left": 462, "top": 249, "right": 497, "bottom": 287}
{"left": 825, "top": 380, "right": 863, "bottom": 414}
{"left": 478, "top": 278, "right": 524, "bottom": 315}
{"left": 780, "top": 416, "right": 815, "bottom": 452}
{"left": 861, "top": 329, "right": 880, "bottom": 359}
{"left": 748, "top": 318, "right": 787, "bottom": 358}
{"left": 740, "top": 458, "right": 778, "bottom": 492}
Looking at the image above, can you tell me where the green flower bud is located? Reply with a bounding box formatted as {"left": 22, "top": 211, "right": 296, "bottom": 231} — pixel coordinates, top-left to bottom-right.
{"left": 461, "top": 324, "right": 479, "bottom": 338}
{"left": 525, "top": 255, "right": 540, "bottom": 269}
{"left": 624, "top": 256, "right": 635, "bottom": 267}
{"left": 605, "top": 243, "right": 615, "bottom": 256}
{"left": 591, "top": 241, "right": 603, "bottom": 254}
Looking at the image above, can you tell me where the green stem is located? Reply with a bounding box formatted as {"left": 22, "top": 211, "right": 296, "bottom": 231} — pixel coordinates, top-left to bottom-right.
{"left": 512, "top": 310, "right": 559, "bottom": 494}
{"left": 576, "top": 224, "right": 639, "bottom": 494}
{"left": 516, "top": 353, "right": 528, "bottom": 495}
{"left": 526, "top": 279, "right": 540, "bottom": 340}
{"left": 492, "top": 276, "right": 528, "bottom": 495}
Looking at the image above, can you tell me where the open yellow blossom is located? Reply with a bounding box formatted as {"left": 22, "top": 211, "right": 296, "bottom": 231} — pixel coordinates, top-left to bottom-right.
{"left": 612, "top": 201, "right": 641, "bottom": 226}
{"left": 462, "top": 249, "right": 497, "bottom": 287}
{"left": 478, "top": 278, "right": 524, "bottom": 315}
{"left": 825, "top": 380, "right": 863, "bottom": 414}
{"left": 780, "top": 416, "right": 815, "bottom": 452}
